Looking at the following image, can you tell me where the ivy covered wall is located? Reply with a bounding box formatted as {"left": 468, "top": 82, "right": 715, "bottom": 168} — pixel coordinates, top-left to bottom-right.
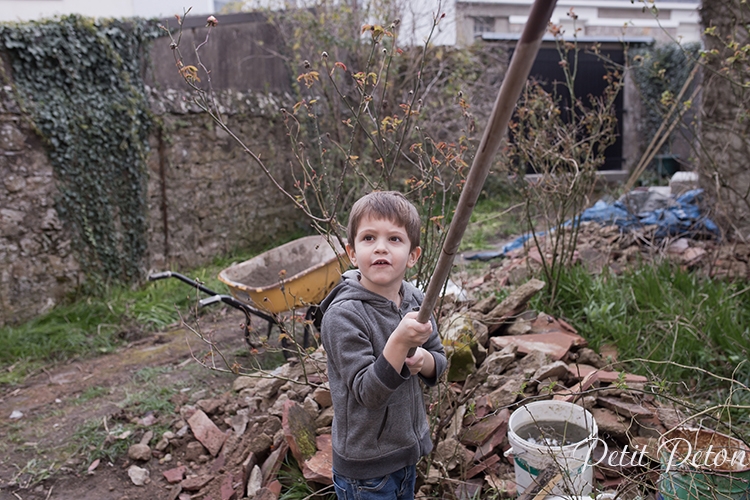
{"left": 0, "top": 15, "right": 302, "bottom": 326}
{"left": 1, "top": 16, "right": 158, "bottom": 285}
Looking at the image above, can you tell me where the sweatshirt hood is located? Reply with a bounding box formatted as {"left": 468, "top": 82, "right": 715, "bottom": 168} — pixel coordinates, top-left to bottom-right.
{"left": 320, "top": 269, "right": 419, "bottom": 314}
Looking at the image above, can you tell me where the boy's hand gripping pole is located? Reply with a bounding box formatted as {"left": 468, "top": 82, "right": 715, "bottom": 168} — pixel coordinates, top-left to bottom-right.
{"left": 408, "top": 0, "right": 558, "bottom": 357}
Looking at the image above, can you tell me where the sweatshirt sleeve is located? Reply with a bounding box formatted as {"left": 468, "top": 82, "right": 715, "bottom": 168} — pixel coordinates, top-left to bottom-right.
{"left": 321, "top": 301, "right": 409, "bottom": 409}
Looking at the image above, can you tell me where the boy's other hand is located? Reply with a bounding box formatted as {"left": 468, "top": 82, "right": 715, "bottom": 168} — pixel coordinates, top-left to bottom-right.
{"left": 404, "top": 348, "right": 426, "bottom": 375}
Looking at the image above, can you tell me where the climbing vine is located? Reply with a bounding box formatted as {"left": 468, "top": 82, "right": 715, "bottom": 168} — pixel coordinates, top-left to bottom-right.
{"left": 0, "top": 16, "right": 161, "bottom": 285}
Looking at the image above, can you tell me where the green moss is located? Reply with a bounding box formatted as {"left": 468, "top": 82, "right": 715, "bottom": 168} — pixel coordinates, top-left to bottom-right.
{"left": 295, "top": 426, "right": 316, "bottom": 461}
{"left": 444, "top": 341, "right": 476, "bottom": 383}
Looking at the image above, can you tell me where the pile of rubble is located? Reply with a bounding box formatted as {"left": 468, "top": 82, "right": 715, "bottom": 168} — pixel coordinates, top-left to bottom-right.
{"left": 112, "top": 181, "right": 750, "bottom": 498}
{"left": 462, "top": 220, "right": 749, "bottom": 298}
{"left": 119, "top": 277, "right": 689, "bottom": 500}
{"left": 463, "top": 180, "right": 750, "bottom": 286}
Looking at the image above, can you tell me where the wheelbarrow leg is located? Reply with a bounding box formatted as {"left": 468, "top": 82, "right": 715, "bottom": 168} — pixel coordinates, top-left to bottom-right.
{"left": 303, "top": 306, "right": 322, "bottom": 349}
{"left": 276, "top": 321, "right": 297, "bottom": 359}
{"left": 240, "top": 309, "right": 261, "bottom": 349}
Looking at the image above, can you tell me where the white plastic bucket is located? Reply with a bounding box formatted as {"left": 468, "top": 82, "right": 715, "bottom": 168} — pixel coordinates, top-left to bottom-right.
{"left": 506, "top": 401, "right": 598, "bottom": 497}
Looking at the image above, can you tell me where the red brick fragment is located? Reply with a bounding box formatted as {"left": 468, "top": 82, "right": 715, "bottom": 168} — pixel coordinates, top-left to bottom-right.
{"left": 163, "top": 465, "right": 186, "bottom": 484}
{"left": 188, "top": 409, "right": 227, "bottom": 456}
{"left": 465, "top": 454, "right": 500, "bottom": 479}
{"left": 180, "top": 474, "right": 214, "bottom": 491}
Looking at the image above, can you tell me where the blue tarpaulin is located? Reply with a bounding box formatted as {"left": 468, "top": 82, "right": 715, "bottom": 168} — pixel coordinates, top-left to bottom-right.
{"left": 465, "top": 189, "right": 718, "bottom": 261}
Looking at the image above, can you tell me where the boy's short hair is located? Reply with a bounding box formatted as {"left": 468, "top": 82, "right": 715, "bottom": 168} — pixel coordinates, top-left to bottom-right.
{"left": 347, "top": 191, "right": 421, "bottom": 250}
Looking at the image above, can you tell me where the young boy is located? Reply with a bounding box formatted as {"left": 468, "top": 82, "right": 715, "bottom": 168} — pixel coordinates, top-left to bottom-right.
{"left": 320, "top": 191, "right": 447, "bottom": 500}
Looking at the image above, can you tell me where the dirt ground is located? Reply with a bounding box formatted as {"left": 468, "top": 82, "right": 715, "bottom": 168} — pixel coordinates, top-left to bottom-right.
{"left": 0, "top": 309, "right": 255, "bottom": 500}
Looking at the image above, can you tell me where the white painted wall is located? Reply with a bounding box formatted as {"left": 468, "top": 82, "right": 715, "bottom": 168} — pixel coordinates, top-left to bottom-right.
{"left": 133, "top": 0, "right": 215, "bottom": 19}
{"left": 0, "top": 0, "right": 215, "bottom": 22}
{"left": 399, "top": 0, "right": 457, "bottom": 46}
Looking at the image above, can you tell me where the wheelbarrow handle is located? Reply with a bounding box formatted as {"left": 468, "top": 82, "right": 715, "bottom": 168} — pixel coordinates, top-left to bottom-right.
{"left": 198, "top": 294, "right": 272, "bottom": 319}
{"left": 148, "top": 270, "right": 278, "bottom": 327}
{"left": 199, "top": 295, "right": 224, "bottom": 307}
{"left": 148, "top": 271, "right": 173, "bottom": 281}
{"left": 148, "top": 271, "right": 221, "bottom": 297}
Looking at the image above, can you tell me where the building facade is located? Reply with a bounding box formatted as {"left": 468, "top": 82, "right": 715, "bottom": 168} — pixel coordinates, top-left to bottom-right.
{"left": 455, "top": 0, "right": 701, "bottom": 47}
{"left": 455, "top": 0, "right": 701, "bottom": 176}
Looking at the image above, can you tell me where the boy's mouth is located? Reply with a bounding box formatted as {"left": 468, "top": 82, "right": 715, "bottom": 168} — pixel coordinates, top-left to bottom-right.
{"left": 372, "top": 259, "right": 390, "bottom": 266}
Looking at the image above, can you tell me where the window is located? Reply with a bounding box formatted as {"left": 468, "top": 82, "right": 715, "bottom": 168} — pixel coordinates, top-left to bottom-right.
{"left": 473, "top": 17, "right": 495, "bottom": 36}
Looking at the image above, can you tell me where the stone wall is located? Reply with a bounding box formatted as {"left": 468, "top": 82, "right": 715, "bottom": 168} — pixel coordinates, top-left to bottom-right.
{"left": 0, "top": 93, "right": 81, "bottom": 322}
{"left": 145, "top": 88, "right": 302, "bottom": 272}
{"left": 0, "top": 89, "right": 304, "bottom": 327}
{"left": 699, "top": 1, "right": 750, "bottom": 239}
{"left": 0, "top": 14, "right": 306, "bottom": 326}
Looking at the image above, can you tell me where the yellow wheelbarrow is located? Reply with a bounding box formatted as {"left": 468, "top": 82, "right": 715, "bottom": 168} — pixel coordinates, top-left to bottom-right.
{"left": 219, "top": 234, "right": 347, "bottom": 314}
{"left": 149, "top": 235, "right": 348, "bottom": 353}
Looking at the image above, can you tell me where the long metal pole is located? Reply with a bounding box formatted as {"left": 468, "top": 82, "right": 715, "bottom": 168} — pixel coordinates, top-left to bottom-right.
{"left": 414, "top": 0, "right": 558, "bottom": 336}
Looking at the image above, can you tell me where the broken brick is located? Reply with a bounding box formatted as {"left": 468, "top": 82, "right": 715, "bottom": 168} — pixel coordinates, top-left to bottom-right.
{"left": 180, "top": 474, "right": 214, "bottom": 492}
{"left": 567, "top": 363, "right": 648, "bottom": 384}
{"left": 465, "top": 454, "right": 500, "bottom": 479}
{"left": 484, "top": 278, "right": 546, "bottom": 324}
{"left": 188, "top": 409, "right": 227, "bottom": 457}
{"left": 473, "top": 415, "right": 508, "bottom": 462}
{"left": 261, "top": 441, "right": 289, "bottom": 486}
{"left": 283, "top": 399, "right": 317, "bottom": 464}
{"left": 303, "top": 434, "right": 333, "bottom": 485}
{"left": 597, "top": 396, "right": 654, "bottom": 418}
{"left": 163, "top": 465, "right": 187, "bottom": 484}
{"left": 266, "top": 480, "right": 282, "bottom": 496}
{"left": 490, "top": 333, "right": 573, "bottom": 361}
{"left": 220, "top": 472, "right": 236, "bottom": 500}
{"left": 460, "top": 409, "right": 509, "bottom": 447}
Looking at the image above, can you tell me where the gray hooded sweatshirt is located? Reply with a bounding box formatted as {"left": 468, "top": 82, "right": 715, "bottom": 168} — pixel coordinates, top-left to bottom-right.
{"left": 319, "top": 269, "right": 447, "bottom": 480}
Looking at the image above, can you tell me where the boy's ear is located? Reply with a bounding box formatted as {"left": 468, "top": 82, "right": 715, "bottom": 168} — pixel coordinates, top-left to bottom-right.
{"left": 345, "top": 243, "right": 357, "bottom": 267}
{"left": 407, "top": 246, "right": 422, "bottom": 268}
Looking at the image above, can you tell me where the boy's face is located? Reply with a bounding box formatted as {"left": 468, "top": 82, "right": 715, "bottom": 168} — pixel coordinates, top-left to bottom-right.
{"left": 346, "top": 215, "right": 421, "bottom": 300}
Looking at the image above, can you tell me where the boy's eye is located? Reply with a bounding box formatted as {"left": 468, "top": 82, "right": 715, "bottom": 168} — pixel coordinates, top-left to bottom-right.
{"left": 362, "top": 235, "right": 374, "bottom": 241}
{"left": 390, "top": 236, "right": 401, "bottom": 242}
